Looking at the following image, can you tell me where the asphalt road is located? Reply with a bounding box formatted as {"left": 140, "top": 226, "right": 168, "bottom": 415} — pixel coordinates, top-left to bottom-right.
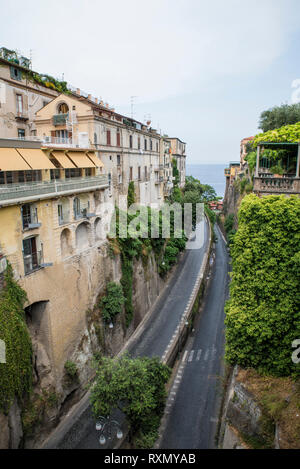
{"left": 71, "top": 220, "right": 210, "bottom": 449}
{"left": 160, "top": 225, "right": 229, "bottom": 449}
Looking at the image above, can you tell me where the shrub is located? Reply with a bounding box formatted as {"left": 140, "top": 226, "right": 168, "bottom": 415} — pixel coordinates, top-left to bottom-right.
{"left": 225, "top": 194, "right": 300, "bottom": 376}
{"left": 99, "top": 282, "right": 124, "bottom": 324}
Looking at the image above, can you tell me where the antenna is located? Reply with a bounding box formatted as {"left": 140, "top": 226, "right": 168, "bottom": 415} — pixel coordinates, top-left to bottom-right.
{"left": 130, "top": 96, "right": 138, "bottom": 119}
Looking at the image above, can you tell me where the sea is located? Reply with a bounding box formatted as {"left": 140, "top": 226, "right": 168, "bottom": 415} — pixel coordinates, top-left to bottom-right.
{"left": 186, "top": 164, "right": 227, "bottom": 199}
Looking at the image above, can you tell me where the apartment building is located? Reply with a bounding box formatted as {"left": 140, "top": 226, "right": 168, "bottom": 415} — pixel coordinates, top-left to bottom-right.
{"left": 0, "top": 48, "right": 59, "bottom": 140}
{"left": 0, "top": 138, "right": 112, "bottom": 384}
{"left": 165, "top": 137, "right": 186, "bottom": 187}
{"left": 34, "top": 92, "right": 165, "bottom": 207}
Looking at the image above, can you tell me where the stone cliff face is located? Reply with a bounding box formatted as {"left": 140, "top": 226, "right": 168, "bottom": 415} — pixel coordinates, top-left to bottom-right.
{"left": 0, "top": 245, "right": 166, "bottom": 449}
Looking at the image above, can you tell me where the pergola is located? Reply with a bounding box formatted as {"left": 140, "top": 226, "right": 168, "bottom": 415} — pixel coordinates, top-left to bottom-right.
{"left": 255, "top": 142, "right": 300, "bottom": 178}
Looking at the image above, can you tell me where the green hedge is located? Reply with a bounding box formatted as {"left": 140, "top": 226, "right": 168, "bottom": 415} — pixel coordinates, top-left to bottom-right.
{"left": 225, "top": 194, "right": 300, "bottom": 376}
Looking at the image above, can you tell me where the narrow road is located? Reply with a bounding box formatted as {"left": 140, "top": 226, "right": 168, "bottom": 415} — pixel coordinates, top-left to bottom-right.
{"left": 62, "top": 220, "right": 210, "bottom": 448}
{"left": 160, "top": 225, "right": 229, "bottom": 449}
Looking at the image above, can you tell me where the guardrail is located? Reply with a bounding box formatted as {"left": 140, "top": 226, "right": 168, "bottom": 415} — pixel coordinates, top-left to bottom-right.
{"left": 0, "top": 175, "right": 109, "bottom": 204}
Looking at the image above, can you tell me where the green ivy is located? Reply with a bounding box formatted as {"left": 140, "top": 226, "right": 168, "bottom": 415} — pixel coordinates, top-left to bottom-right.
{"left": 225, "top": 194, "right": 300, "bottom": 377}
{"left": 0, "top": 264, "right": 32, "bottom": 413}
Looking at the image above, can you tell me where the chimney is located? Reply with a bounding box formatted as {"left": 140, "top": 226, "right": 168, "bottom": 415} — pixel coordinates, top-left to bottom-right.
{"left": 88, "top": 94, "right": 92, "bottom": 100}
{"left": 76, "top": 88, "right": 81, "bottom": 95}
{"left": 95, "top": 98, "right": 98, "bottom": 104}
{"left": 105, "top": 103, "right": 109, "bottom": 108}
{"left": 100, "top": 100, "right": 104, "bottom": 105}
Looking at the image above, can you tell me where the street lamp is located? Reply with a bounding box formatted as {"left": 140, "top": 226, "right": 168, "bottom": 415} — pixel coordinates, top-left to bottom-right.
{"left": 95, "top": 416, "right": 123, "bottom": 446}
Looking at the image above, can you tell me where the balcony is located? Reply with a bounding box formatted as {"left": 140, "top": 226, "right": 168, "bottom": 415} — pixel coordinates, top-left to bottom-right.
{"left": 53, "top": 113, "right": 68, "bottom": 126}
{"left": 0, "top": 175, "right": 109, "bottom": 205}
{"left": 23, "top": 250, "right": 43, "bottom": 275}
{"left": 15, "top": 111, "right": 29, "bottom": 122}
{"left": 253, "top": 175, "right": 300, "bottom": 194}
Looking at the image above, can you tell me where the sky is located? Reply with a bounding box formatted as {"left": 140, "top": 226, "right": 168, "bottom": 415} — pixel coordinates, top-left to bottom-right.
{"left": 1, "top": 0, "right": 300, "bottom": 163}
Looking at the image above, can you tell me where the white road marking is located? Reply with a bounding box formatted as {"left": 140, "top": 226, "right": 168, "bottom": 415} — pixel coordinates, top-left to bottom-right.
{"left": 188, "top": 350, "right": 194, "bottom": 362}
{"left": 182, "top": 350, "right": 188, "bottom": 362}
{"left": 204, "top": 349, "right": 209, "bottom": 361}
{"left": 196, "top": 349, "right": 202, "bottom": 361}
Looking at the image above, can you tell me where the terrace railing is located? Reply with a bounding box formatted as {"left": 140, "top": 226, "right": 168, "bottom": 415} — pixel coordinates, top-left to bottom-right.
{"left": 0, "top": 175, "right": 109, "bottom": 204}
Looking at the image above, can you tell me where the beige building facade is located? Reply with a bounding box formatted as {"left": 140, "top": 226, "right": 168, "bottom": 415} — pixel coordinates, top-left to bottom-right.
{"left": 34, "top": 92, "right": 166, "bottom": 207}
{"left": 165, "top": 137, "right": 186, "bottom": 187}
{"left": 0, "top": 53, "right": 59, "bottom": 140}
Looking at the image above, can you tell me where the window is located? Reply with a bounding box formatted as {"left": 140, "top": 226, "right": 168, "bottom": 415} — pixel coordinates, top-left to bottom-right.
{"left": 130, "top": 167, "right": 133, "bottom": 181}
{"left": 94, "top": 133, "right": 97, "bottom": 145}
{"left": 118, "top": 174, "right": 122, "bottom": 184}
{"left": 50, "top": 169, "right": 60, "bottom": 180}
{"left": 117, "top": 155, "right": 121, "bottom": 166}
{"left": 65, "top": 168, "right": 81, "bottom": 178}
{"left": 85, "top": 168, "right": 92, "bottom": 177}
{"left": 10, "top": 66, "right": 22, "bottom": 81}
{"left": 156, "top": 142, "right": 158, "bottom": 152}
{"left": 106, "top": 130, "right": 111, "bottom": 145}
{"left": 144, "top": 139, "right": 147, "bottom": 151}
{"left": 73, "top": 197, "right": 81, "bottom": 219}
{"left": 108, "top": 173, "right": 112, "bottom": 190}
{"left": 21, "top": 204, "right": 39, "bottom": 230}
{"left": 0, "top": 171, "right": 13, "bottom": 184}
{"left": 144, "top": 166, "right": 147, "bottom": 179}
{"left": 23, "top": 237, "right": 42, "bottom": 274}
{"left": 138, "top": 166, "right": 141, "bottom": 180}
{"left": 16, "top": 94, "right": 23, "bottom": 115}
{"left": 57, "top": 102, "right": 69, "bottom": 114}
{"left": 117, "top": 131, "right": 121, "bottom": 147}
{"left": 129, "top": 135, "right": 133, "bottom": 149}
{"left": 150, "top": 139, "right": 152, "bottom": 151}
{"left": 138, "top": 137, "right": 141, "bottom": 150}
{"left": 17, "top": 170, "right": 41, "bottom": 183}
{"left": 18, "top": 128, "right": 25, "bottom": 139}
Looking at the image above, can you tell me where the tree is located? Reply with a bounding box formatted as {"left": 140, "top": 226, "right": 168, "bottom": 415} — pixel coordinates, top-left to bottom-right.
{"left": 90, "top": 354, "right": 171, "bottom": 447}
{"left": 225, "top": 194, "right": 300, "bottom": 377}
{"left": 259, "top": 103, "right": 300, "bottom": 132}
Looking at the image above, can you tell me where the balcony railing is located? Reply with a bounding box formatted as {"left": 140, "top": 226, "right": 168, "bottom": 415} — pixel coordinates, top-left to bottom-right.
{"left": 53, "top": 113, "right": 68, "bottom": 126}
{"left": 253, "top": 176, "right": 300, "bottom": 194}
{"left": 23, "top": 250, "right": 43, "bottom": 275}
{"left": 0, "top": 175, "right": 109, "bottom": 204}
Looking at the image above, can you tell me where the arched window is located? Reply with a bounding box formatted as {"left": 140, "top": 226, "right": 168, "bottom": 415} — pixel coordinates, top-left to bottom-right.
{"left": 94, "top": 217, "right": 102, "bottom": 241}
{"left": 76, "top": 222, "right": 91, "bottom": 250}
{"left": 60, "top": 228, "right": 72, "bottom": 258}
{"left": 57, "top": 102, "right": 69, "bottom": 114}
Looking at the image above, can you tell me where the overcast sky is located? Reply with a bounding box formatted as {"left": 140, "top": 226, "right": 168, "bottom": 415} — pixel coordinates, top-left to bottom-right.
{"left": 1, "top": 0, "right": 300, "bottom": 163}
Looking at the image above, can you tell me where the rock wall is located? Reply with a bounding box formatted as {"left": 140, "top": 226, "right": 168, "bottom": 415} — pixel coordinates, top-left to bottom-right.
{"left": 219, "top": 367, "right": 275, "bottom": 449}
{"left": 3, "top": 247, "right": 166, "bottom": 449}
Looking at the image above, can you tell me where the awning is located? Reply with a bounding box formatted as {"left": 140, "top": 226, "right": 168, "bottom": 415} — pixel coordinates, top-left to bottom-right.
{"left": 51, "top": 151, "right": 76, "bottom": 169}
{"left": 67, "top": 151, "right": 96, "bottom": 168}
{"left": 0, "top": 148, "right": 32, "bottom": 171}
{"left": 16, "top": 148, "right": 56, "bottom": 170}
{"left": 86, "top": 151, "right": 104, "bottom": 168}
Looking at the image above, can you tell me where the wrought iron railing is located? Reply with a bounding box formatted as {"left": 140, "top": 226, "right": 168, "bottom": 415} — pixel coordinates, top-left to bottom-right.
{"left": 53, "top": 113, "right": 68, "bottom": 125}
